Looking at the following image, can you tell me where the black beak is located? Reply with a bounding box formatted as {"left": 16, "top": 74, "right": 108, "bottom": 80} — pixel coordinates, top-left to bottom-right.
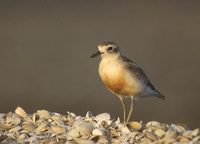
{"left": 90, "top": 51, "right": 102, "bottom": 58}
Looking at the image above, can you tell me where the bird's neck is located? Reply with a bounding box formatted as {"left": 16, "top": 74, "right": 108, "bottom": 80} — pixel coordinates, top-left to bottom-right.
{"left": 99, "top": 54, "right": 122, "bottom": 74}
{"left": 101, "top": 53, "right": 121, "bottom": 62}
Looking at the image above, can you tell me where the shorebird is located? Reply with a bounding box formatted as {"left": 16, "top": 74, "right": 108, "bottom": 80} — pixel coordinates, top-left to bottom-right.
{"left": 91, "top": 42, "right": 165, "bottom": 124}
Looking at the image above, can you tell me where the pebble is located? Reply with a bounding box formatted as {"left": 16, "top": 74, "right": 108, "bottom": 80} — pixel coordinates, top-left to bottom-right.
{"left": 0, "top": 107, "right": 199, "bottom": 144}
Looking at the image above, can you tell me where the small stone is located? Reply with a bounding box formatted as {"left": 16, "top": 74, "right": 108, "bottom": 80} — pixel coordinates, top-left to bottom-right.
{"left": 15, "top": 107, "right": 28, "bottom": 118}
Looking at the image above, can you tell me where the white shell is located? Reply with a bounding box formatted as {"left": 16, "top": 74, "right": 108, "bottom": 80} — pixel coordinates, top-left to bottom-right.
{"left": 154, "top": 129, "right": 166, "bottom": 137}
{"left": 92, "top": 128, "right": 108, "bottom": 136}
{"left": 165, "top": 124, "right": 178, "bottom": 138}
{"left": 15, "top": 107, "right": 28, "bottom": 118}
{"left": 74, "top": 121, "right": 94, "bottom": 135}
{"left": 94, "top": 113, "right": 110, "bottom": 122}
{"left": 37, "top": 110, "right": 51, "bottom": 119}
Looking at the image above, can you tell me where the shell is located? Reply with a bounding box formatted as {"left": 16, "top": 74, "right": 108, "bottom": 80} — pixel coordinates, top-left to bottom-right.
{"left": 146, "top": 121, "right": 160, "bottom": 128}
{"left": 67, "top": 128, "right": 80, "bottom": 140}
{"left": 22, "top": 122, "right": 36, "bottom": 132}
{"left": 15, "top": 107, "right": 28, "bottom": 118}
{"left": 179, "top": 136, "right": 190, "bottom": 143}
{"left": 165, "top": 124, "right": 178, "bottom": 138}
{"left": 73, "top": 121, "right": 94, "bottom": 135}
{"left": 37, "top": 110, "right": 51, "bottom": 119}
{"left": 86, "top": 111, "right": 93, "bottom": 118}
{"left": 94, "top": 113, "right": 110, "bottom": 124}
{"left": 145, "top": 132, "right": 158, "bottom": 141}
{"left": 35, "top": 123, "right": 48, "bottom": 133}
{"left": 193, "top": 135, "right": 200, "bottom": 142}
{"left": 73, "top": 138, "right": 95, "bottom": 144}
{"left": 9, "top": 126, "right": 22, "bottom": 133}
{"left": 162, "top": 137, "right": 176, "bottom": 143}
{"left": 182, "top": 130, "right": 193, "bottom": 140}
{"left": 92, "top": 128, "right": 108, "bottom": 136}
{"left": 191, "top": 128, "right": 199, "bottom": 137}
{"left": 121, "top": 126, "right": 131, "bottom": 135}
{"left": 140, "top": 137, "right": 152, "bottom": 143}
{"left": 130, "top": 121, "right": 142, "bottom": 131}
{"left": 154, "top": 129, "right": 166, "bottom": 138}
{"left": 51, "top": 126, "right": 65, "bottom": 134}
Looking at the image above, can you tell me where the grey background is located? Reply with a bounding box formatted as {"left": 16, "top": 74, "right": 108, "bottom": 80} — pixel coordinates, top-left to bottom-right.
{"left": 0, "top": 1, "right": 200, "bottom": 128}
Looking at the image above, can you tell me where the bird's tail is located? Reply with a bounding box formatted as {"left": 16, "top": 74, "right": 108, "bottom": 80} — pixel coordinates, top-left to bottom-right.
{"left": 155, "top": 93, "right": 166, "bottom": 100}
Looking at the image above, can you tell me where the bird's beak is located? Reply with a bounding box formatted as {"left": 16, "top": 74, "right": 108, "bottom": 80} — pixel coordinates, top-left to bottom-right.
{"left": 90, "top": 51, "right": 102, "bottom": 58}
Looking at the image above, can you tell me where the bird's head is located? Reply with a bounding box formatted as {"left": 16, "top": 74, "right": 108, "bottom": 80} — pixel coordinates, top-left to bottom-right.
{"left": 90, "top": 41, "right": 120, "bottom": 58}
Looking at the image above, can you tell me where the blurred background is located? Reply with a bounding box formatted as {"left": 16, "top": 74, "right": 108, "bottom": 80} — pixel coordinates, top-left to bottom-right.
{"left": 0, "top": 0, "right": 199, "bottom": 128}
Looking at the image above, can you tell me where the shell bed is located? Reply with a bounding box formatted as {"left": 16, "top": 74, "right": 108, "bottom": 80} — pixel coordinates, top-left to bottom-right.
{"left": 0, "top": 107, "right": 199, "bottom": 144}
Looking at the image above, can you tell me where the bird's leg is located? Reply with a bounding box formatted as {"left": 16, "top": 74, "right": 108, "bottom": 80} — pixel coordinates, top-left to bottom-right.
{"left": 126, "top": 96, "right": 135, "bottom": 123}
{"left": 118, "top": 96, "right": 126, "bottom": 125}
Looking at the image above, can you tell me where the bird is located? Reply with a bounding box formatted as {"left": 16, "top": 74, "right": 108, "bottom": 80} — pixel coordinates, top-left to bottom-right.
{"left": 90, "top": 41, "right": 165, "bottom": 124}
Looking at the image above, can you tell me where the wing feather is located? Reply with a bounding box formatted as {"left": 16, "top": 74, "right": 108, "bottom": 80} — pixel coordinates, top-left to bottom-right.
{"left": 121, "top": 56, "right": 165, "bottom": 100}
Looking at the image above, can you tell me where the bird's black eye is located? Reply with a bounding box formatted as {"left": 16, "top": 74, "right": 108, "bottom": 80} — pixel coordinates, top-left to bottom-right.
{"left": 108, "top": 46, "right": 113, "bottom": 51}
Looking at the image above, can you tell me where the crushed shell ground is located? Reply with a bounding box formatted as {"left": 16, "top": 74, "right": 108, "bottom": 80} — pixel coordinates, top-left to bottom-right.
{"left": 0, "top": 107, "right": 199, "bottom": 144}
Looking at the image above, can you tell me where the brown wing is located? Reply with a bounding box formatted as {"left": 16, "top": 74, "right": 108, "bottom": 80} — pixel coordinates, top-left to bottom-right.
{"left": 121, "top": 56, "right": 165, "bottom": 100}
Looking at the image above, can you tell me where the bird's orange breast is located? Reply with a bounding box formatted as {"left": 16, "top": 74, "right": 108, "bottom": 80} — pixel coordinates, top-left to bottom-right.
{"left": 99, "top": 58, "right": 141, "bottom": 97}
{"left": 101, "top": 70, "right": 134, "bottom": 96}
